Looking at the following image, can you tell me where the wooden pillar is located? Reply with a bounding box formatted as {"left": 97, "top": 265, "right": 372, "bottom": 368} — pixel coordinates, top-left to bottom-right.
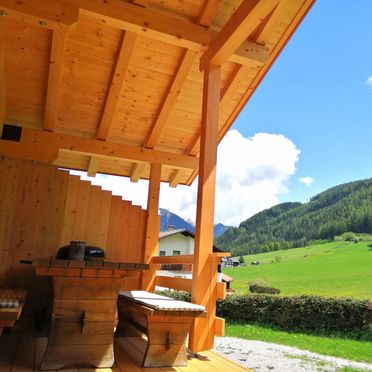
{"left": 141, "top": 163, "right": 161, "bottom": 291}
{"left": 189, "top": 64, "right": 220, "bottom": 352}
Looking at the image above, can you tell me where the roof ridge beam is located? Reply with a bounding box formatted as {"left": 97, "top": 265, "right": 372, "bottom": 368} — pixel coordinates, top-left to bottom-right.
{"left": 200, "top": 0, "right": 279, "bottom": 70}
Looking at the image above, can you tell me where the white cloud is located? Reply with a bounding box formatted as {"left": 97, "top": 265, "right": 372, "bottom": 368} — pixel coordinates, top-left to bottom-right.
{"left": 365, "top": 76, "right": 372, "bottom": 88}
{"left": 298, "top": 176, "right": 314, "bottom": 187}
{"left": 70, "top": 130, "right": 300, "bottom": 227}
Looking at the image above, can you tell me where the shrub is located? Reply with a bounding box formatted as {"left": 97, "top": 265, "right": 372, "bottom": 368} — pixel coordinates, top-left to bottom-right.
{"left": 157, "top": 290, "right": 372, "bottom": 335}
{"left": 249, "top": 285, "right": 280, "bottom": 295}
{"left": 217, "top": 295, "right": 372, "bottom": 335}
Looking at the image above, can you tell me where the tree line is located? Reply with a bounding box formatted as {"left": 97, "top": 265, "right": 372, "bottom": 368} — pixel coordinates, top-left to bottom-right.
{"left": 215, "top": 178, "right": 372, "bottom": 256}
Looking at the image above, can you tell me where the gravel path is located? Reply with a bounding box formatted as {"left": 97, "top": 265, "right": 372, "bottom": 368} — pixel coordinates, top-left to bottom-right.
{"left": 214, "top": 337, "right": 372, "bottom": 371}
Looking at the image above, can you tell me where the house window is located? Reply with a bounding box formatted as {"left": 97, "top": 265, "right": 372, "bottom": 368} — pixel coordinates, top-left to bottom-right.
{"left": 173, "top": 250, "right": 181, "bottom": 255}
{"left": 159, "top": 251, "right": 166, "bottom": 256}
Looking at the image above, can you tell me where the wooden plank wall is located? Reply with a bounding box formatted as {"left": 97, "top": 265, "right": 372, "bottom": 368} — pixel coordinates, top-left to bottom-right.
{"left": 0, "top": 157, "right": 147, "bottom": 293}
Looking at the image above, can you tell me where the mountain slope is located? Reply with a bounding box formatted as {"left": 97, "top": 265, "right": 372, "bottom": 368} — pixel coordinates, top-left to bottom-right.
{"left": 159, "top": 208, "right": 231, "bottom": 238}
{"left": 216, "top": 178, "right": 372, "bottom": 256}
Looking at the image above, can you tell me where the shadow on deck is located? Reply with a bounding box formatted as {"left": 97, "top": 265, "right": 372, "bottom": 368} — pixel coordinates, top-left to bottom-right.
{"left": 0, "top": 331, "right": 250, "bottom": 371}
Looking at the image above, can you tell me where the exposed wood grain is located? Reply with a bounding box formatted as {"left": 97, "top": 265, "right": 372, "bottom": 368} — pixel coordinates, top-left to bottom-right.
{"left": 197, "top": 0, "right": 222, "bottom": 26}
{"left": 0, "top": 0, "right": 79, "bottom": 28}
{"left": 141, "top": 163, "right": 161, "bottom": 291}
{"left": 130, "top": 162, "right": 143, "bottom": 182}
{"left": 189, "top": 65, "right": 220, "bottom": 352}
{"left": 44, "top": 29, "right": 67, "bottom": 131}
{"left": 200, "top": 0, "right": 279, "bottom": 69}
{"left": 0, "top": 18, "right": 5, "bottom": 134}
{"left": 144, "top": 49, "right": 198, "bottom": 148}
{"left": 97, "top": 31, "right": 137, "bottom": 140}
{"left": 0, "top": 128, "right": 199, "bottom": 170}
{"left": 87, "top": 156, "right": 100, "bottom": 177}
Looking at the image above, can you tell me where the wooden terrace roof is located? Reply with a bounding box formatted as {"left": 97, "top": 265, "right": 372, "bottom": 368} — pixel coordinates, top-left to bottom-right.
{"left": 0, "top": 0, "right": 315, "bottom": 186}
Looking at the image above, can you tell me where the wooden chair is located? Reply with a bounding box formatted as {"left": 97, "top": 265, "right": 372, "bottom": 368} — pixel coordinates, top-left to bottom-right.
{"left": 117, "top": 290, "right": 207, "bottom": 367}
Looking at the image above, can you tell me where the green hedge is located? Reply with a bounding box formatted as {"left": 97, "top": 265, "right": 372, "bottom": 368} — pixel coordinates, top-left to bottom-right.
{"left": 157, "top": 290, "right": 372, "bottom": 334}
{"left": 218, "top": 295, "right": 371, "bottom": 333}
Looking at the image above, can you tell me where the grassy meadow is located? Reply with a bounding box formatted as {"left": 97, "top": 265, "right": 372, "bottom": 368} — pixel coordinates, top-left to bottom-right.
{"left": 225, "top": 323, "right": 372, "bottom": 363}
{"left": 223, "top": 241, "right": 372, "bottom": 298}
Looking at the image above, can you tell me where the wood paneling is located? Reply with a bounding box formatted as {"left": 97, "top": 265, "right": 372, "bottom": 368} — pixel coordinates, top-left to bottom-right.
{"left": 0, "top": 157, "right": 146, "bottom": 292}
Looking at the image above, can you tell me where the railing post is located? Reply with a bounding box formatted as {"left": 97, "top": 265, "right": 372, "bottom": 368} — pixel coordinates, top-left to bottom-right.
{"left": 141, "top": 163, "right": 161, "bottom": 291}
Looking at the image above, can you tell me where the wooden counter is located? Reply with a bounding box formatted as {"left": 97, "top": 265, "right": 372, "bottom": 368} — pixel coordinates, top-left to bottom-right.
{"left": 33, "top": 259, "right": 148, "bottom": 370}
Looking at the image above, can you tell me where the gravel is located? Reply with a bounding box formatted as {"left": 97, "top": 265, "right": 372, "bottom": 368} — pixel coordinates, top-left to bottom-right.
{"left": 213, "top": 337, "right": 372, "bottom": 371}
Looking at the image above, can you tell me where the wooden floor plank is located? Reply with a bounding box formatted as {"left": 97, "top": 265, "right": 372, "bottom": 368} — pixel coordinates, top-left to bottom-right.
{"left": 34, "top": 338, "right": 57, "bottom": 372}
{"left": 11, "top": 336, "right": 36, "bottom": 372}
{"left": 1, "top": 334, "right": 249, "bottom": 372}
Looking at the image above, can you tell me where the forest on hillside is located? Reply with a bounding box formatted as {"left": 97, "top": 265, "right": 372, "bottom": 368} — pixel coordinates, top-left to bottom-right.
{"left": 215, "top": 178, "right": 372, "bottom": 256}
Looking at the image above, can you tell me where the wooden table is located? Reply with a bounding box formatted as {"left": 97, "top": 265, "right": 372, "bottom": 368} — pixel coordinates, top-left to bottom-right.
{"left": 33, "top": 259, "right": 148, "bottom": 370}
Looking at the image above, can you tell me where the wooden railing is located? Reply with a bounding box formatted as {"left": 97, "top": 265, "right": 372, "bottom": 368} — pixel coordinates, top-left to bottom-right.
{"left": 151, "top": 252, "right": 230, "bottom": 337}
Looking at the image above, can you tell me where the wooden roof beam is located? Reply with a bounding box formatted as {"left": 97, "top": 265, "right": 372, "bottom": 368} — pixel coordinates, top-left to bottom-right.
{"left": 0, "top": 0, "right": 79, "bottom": 29}
{"left": 97, "top": 31, "right": 137, "bottom": 140}
{"left": 44, "top": 29, "right": 67, "bottom": 132}
{"left": 0, "top": 128, "right": 199, "bottom": 170}
{"left": 200, "top": 0, "right": 279, "bottom": 70}
{"left": 68, "top": 0, "right": 267, "bottom": 67}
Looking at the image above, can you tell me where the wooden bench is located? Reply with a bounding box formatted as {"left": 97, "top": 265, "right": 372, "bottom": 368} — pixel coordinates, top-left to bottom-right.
{"left": 117, "top": 290, "right": 207, "bottom": 368}
{"left": 0, "top": 289, "right": 26, "bottom": 335}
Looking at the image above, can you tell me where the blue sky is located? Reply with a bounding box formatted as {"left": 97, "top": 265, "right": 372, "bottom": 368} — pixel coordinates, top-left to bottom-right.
{"left": 233, "top": 1, "right": 372, "bottom": 203}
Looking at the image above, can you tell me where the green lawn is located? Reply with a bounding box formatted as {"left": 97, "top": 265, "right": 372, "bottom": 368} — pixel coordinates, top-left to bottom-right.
{"left": 226, "top": 323, "right": 372, "bottom": 363}
{"left": 223, "top": 241, "right": 372, "bottom": 298}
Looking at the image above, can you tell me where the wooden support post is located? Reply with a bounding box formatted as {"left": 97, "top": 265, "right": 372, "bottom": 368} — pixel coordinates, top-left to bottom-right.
{"left": 141, "top": 163, "right": 161, "bottom": 291}
{"left": 189, "top": 64, "right": 220, "bottom": 352}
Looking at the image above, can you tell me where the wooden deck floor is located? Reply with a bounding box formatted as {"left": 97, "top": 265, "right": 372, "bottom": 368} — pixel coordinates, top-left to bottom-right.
{"left": 0, "top": 332, "right": 249, "bottom": 371}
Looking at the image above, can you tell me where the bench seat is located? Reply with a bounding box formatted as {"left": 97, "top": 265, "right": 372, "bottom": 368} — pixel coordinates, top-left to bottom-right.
{"left": 117, "top": 290, "right": 206, "bottom": 367}
{"left": 0, "top": 289, "right": 26, "bottom": 336}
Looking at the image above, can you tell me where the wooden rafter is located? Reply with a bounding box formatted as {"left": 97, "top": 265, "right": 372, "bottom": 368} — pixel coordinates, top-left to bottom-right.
{"left": 133, "top": 0, "right": 223, "bottom": 186}
{"left": 0, "top": 18, "right": 5, "bottom": 134}
{"left": 255, "top": 0, "right": 289, "bottom": 44}
{"left": 200, "top": 0, "right": 279, "bottom": 70}
{"left": 44, "top": 29, "right": 67, "bottom": 132}
{"left": 97, "top": 31, "right": 137, "bottom": 140}
{"left": 0, "top": 0, "right": 79, "bottom": 29}
{"left": 130, "top": 163, "right": 143, "bottom": 183}
{"left": 87, "top": 156, "right": 100, "bottom": 177}
{"left": 144, "top": 49, "right": 197, "bottom": 149}
{"left": 197, "top": 0, "right": 222, "bottom": 26}
{"left": 0, "top": 128, "right": 199, "bottom": 170}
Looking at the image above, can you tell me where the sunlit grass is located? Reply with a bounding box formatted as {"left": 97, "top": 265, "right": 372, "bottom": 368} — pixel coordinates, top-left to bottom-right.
{"left": 223, "top": 241, "right": 372, "bottom": 298}
{"left": 226, "top": 323, "right": 372, "bottom": 363}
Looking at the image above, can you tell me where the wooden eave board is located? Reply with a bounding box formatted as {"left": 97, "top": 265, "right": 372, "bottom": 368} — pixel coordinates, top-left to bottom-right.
{"left": 0, "top": 0, "right": 315, "bottom": 185}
